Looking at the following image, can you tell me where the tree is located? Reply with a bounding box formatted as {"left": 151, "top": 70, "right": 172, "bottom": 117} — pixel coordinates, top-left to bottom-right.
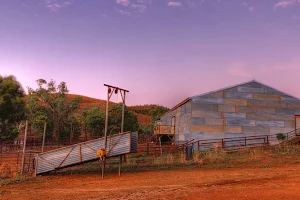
{"left": 84, "top": 107, "right": 105, "bottom": 137}
{"left": 149, "top": 105, "right": 169, "bottom": 122}
{"left": 0, "top": 75, "right": 26, "bottom": 140}
{"left": 108, "top": 104, "right": 139, "bottom": 134}
{"left": 27, "top": 79, "right": 81, "bottom": 141}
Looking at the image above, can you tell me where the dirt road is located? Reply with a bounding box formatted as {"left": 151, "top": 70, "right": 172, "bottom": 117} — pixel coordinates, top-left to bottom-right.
{"left": 1, "top": 164, "right": 300, "bottom": 200}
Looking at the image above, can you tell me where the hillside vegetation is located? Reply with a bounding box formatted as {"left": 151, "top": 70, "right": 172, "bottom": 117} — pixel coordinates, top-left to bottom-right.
{"left": 66, "top": 94, "right": 169, "bottom": 126}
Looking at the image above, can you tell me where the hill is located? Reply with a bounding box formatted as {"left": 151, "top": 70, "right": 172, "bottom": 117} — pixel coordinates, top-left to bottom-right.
{"left": 66, "top": 94, "right": 168, "bottom": 126}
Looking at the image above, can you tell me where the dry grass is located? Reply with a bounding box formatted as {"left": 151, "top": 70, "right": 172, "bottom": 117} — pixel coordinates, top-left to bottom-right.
{"left": 20, "top": 144, "right": 300, "bottom": 177}
{"left": 0, "top": 164, "right": 12, "bottom": 179}
{"left": 0, "top": 163, "right": 21, "bottom": 179}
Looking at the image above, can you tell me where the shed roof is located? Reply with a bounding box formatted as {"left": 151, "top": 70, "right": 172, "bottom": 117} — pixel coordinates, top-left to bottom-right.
{"left": 162, "top": 80, "right": 300, "bottom": 117}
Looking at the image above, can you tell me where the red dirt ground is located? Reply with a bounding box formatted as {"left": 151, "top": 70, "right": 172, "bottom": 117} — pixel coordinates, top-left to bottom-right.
{"left": 1, "top": 164, "right": 300, "bottom": 200}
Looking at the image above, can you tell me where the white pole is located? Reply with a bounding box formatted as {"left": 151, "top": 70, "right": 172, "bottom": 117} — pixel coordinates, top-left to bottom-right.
{"left": 102, "top": 88, "right": 110, "bottom": 179}
{"left": 21, "top": 120, "right": 28, "bottom": 175}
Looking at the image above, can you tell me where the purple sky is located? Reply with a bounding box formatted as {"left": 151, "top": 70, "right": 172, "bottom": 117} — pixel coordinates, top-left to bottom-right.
{"left": 1, "top": 0, "right": 300, "bottom": 108}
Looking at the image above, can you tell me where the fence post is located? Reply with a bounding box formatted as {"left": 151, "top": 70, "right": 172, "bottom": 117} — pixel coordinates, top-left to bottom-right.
{"left": 42, "top": 121, "right": 47, "bottom": 153}
{"left": 221, "top": 139, "right": 224, "bottom": 150}
{"left": 21, "top": 120, "right": 28, "bottom": 175}
{"left": 244, "top": 137, "right": 246, "bottom": 147}
{"left": 147, "top": 143, "right": 149, "bottom": 156}
{"left": 267, "top": 136, "right": 269, "bottom": 144}
{"left": 287, "top": 133, "right": 289, "bottom": 141}
{"left": 198, "top": 141, "right": 200, "bottom": 151}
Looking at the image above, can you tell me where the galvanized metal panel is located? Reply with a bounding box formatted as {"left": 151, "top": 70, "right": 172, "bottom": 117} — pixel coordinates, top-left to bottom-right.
{"left": 247, "top": 113, "right": 295, "bottom": 121}
{"left": 275, "top": 109, "right": 295, "bottom": 115}
{"left": 218, "top": 105, "right": 236, "bottom": 112}
{"left": 192, "top": 103, "right": 218, "bottom": 112}
{"left": 225, "top": 92, "right": 253, "bottom": 99}
{"left": 238, "top": 86, "right": 264, "bottom": 93}
{"left": 237, "top": 106, "right": 257, "bottom": 113}
{"left": 226, "top": 119, "right": 255, "bottom": 126}
{"left": 35, "top": 132, "right": 138, "bottom": 175}
{"left": 254, "top": 94, "right": 280, "bottom": 101}
{"left": 192, "top": 110, "right": 221, "bottom": 118}
{"left": 242, "top": 126, "right": 269, "bottom": 135}
{"left": 225, "top": 99, "right": 248, "bottom": 106}
{"left": 257, "top": 108, "right": 276, "bottom": 115}
{"left": 269, "top": 127, "right": 294, "bottom": 135}
{"left": 281, "top": 96, "right": 300, "bottom": 102}
{"left": 267, "top": 101, "right": 287, "bottom": 108}
{"left": 192, "top": 97, "right": 224, "bottom": 104}
{"left": 284, "top": 121, "right": 294, "bottom": 128}
{"left": 205, "top": 118, "right": 224, "bottom": 125}
{"left": 256, "top": 121, "right": 284, "bottom": 127}
{"left": 224, "top": 112, "right": 246, "bottom": 119}
{"left": 192, "top": 117, "right": 205, "bottom": 125}
{"left": 248, "top": 99, "right": 268, "bottom": 107}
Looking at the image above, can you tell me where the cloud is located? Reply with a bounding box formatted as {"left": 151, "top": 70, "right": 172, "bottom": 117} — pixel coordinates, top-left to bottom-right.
{"left": 118, "top": 9, "right": 131, "bottom": 15}
{"left": 242, "top": 2, "right": 254, "bottom": 12}
{"left": 168, "top": 2, "right": 182, "bottom": 7}
{"left": 227, "top": 59, "right": 300, "bottom": 79}
{"left": 44, "top": 0, "right": 71, "bottom": 12}
{"left": 227, "top": 63, "right": 253, "bottom": 78}
{"left": 116, "top": 0, "right": 130, "bottom": 7}
{"left": 274, "top": 0, "right": 300, "bottom": 9}
{"left": 131, "top": 4, "right": 147, "bottom": 12}
{"left": 115, "top": 0, "right": 152, "bottom": 15}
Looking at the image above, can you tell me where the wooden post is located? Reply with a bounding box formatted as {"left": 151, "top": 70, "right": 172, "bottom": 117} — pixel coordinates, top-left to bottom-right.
{"left": 147, "top": 142, "right": 149, "bottom": 156}
{"left": 221, "top": 139, "right": 224, "bottom": 150}
{"left": 118, "top": 155, "right": 122, "bottom": 176}
{"left": 121, "top": 91, "right": 126, "bottom": 165}
{"left": 159, "top": 136, "right": 162, "bottom": 156}
{"left": 42, "top": 121, "right": 47, "bottom": 153}
{"left": 21, "top": 120, "right": 28, "bottom": 175}
{"left": 102, "top": 87, "right": 110, "bottom": 179}
{"left": 244, "top": 137, "right": 246, "bottom": 147}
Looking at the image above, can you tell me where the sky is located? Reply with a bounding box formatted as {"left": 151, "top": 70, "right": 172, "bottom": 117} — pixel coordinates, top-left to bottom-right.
{"left": 1, "top": 0, "right": 300, "bottom": 108}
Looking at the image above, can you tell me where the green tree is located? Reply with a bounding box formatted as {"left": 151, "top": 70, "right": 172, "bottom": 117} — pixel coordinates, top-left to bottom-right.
{"left": 108, "top": 104, "right": 139, "bottom": 134}
{"left": 27, "top": 79, "right": 81, "bottom": 141}
{"left": 149, "top": 105, "right": 169, "bottom": 122}
{"left": 0, "top": 75, "right": 26, "bottom": 140}
{"left": 138, "top": 124, "right": 152, "bottom": 134}
{"left": 84, "top": 107, "right": 105, "bottom": 137}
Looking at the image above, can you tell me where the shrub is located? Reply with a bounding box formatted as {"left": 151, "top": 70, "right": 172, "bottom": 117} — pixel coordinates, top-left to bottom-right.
{"left": 276, "top": 133, "right": 286, "bottom": 141}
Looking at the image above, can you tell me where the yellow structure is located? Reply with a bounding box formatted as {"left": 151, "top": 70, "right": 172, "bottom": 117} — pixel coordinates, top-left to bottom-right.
{"left": 97, "top": 148, "right": 106, "bottom": 161}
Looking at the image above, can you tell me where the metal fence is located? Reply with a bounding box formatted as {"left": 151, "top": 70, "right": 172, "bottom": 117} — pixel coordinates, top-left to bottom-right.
{"left": 142, "top": 128, "right": 300, "bottom": 157}
{"left": 0, "top": 152, "right": 36, "bottom": 175}
{"left": 187, "top": 128, "right": 300, "bottom": 152}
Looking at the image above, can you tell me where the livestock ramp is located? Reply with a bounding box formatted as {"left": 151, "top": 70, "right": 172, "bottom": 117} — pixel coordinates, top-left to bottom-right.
{"left": 35, "top": 131, "right": 138, "bottom": 175}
